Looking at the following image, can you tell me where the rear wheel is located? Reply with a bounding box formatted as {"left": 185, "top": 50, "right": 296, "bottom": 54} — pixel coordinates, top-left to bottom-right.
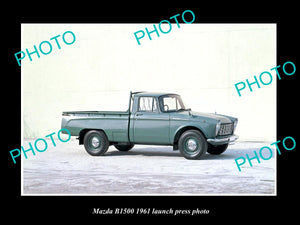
{"left": 114, "top": 144, "right": 134, "bottom": 151}
{"left": 178, "top": 130, "right": 207, "bottom": 160}
{"left": 83, "top": 130, "right": 109, "bottom": 156}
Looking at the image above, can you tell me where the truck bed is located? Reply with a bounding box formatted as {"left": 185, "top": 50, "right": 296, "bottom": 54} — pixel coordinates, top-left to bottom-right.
{"left": 62, "top": 110, "right": 129, "bottom": 116}
{"left": 61, "top": 110, "right": 130, "bottom": 142}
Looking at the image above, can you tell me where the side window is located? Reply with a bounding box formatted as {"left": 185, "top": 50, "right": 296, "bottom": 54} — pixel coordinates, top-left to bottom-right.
{"left": 138, "top": 97, "right": 158, "bottom": 112}
{"left": 160, "top": 95, "right": 184, "bottom": 112}
{"left": 163, "top": 97, "right": 177, "bottom": 111}
{"left": 162, "top": 96, "right": 180, "bottom": 111}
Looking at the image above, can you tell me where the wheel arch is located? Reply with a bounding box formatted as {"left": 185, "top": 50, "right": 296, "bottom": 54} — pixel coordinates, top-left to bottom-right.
{"left": 78, "top": 129, "right": 107, "bottom": 145}
{"left": 173, "top": 126, "right": 207, "bottom": 150}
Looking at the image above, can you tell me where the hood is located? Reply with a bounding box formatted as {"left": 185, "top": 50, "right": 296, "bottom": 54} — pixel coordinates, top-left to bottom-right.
{"left": 176, "top": 111, "right": 233, "bottom": 124}
{"left": 192, "top": 111, "right": 232, "bottom": 123}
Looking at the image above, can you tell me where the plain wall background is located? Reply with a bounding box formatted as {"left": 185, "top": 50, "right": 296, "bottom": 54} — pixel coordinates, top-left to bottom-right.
{"left": 22, "top": 23, "right": 276, "bottom": 141}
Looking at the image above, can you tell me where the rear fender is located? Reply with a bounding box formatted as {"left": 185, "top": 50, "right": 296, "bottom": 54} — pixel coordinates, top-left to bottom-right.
{"left": 78, "top": 129, "right": 107, "bottom": 145}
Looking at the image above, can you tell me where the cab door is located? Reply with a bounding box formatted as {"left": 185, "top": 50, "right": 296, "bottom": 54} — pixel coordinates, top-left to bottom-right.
{"left": 132, "top": 96, "right": 170, "bottom": 144}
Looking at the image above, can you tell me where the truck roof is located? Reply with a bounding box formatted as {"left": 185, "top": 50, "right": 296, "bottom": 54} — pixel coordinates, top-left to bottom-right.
{"left": 133, "top": 92, "right": 179, "bottom": 97}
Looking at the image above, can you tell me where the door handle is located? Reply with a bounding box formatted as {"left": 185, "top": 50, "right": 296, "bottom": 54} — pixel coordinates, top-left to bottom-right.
{"left": 136, "top": 113, "right": 143, "bottom": 116}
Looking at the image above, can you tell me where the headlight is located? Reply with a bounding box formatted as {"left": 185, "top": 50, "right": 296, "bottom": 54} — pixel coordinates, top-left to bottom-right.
{"left": 233, "top": 119, "right": 238, "bottom": 132}
{"left": 216, "top": 120, "right": 221, "bottom": 136}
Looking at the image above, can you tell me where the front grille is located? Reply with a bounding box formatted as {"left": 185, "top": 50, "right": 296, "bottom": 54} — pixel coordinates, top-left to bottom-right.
{"left": 218, "top": 123, "right": 233, "bottom": 136}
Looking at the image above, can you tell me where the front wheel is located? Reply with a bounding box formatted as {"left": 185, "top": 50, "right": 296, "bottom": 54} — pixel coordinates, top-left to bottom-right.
{"left": 114, "top": 144, "right": 134, "bottom": 151}
{"left": 83, "top": 130, "right": 109, "bottom": 156}
{"left": 178, "top": 130, "right": 208, "bottom": 160}
{"left": 207, "top": 143, "right": 228, "bottom": 155}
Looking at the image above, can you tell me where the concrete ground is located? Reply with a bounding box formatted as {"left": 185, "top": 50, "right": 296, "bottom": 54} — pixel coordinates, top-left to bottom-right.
{"left": 22, "top": 139, "right": 276, "bottom": 195}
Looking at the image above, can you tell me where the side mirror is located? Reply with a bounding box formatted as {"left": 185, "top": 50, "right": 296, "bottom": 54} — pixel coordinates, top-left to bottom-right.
{"left": 164, "top": 105, "right": 169, "bottom": 111}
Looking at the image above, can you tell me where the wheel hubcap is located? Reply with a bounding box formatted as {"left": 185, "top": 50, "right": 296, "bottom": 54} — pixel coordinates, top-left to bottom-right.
{"left": 186, "top": 139, "right": 198, "bottom": 151}
{"left": 91, "top": 137, "right": 100, "bottom": 148}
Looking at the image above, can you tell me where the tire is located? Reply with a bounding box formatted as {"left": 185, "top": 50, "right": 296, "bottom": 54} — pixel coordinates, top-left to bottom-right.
{"left": 207, "top": 143, "right": 228, "bottom": 155}
{"left": 178, "top": 130, "right": 208, "bottom": 160}
{"left": 114, "top": 144, "right": 135, "bottom": 151}
{"left": 83, "top": 130, "right": 109, "bottom": 156}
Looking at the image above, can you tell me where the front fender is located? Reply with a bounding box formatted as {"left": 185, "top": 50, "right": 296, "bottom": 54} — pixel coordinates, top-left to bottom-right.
{"left": 171, "top": 121, "right": 215, "bottom": 145}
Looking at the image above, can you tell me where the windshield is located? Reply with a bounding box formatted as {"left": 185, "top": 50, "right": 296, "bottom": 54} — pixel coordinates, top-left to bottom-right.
{"left": 159, "top": 94, "right": 188, "bottom": 112}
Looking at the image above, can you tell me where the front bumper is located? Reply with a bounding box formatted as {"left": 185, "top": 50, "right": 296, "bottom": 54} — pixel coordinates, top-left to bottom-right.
{"left": 207, "top": 135, "right": 239, "bottom": 145}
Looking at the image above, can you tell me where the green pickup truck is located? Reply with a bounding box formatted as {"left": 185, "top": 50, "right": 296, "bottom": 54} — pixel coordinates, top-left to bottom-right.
{"left": 61, "top": 92, "right": 238, "bottom": 159}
